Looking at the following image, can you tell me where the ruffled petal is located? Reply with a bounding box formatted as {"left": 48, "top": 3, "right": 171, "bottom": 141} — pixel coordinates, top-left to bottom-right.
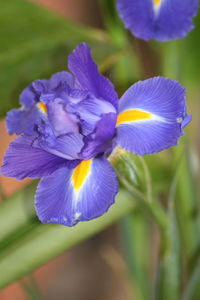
{"left": 35, "top": 156, "right": 118, "bottom": 226}
{"left": 67, "top": 93, "right": 117, "bottom": 135}
{"left": 34, "top": 122, "right": 84, "bottom": 160}
{"left": 1, "top": 136, "right": 76, "bottom": 180}
{"left": 6, "top": 106, "right": 44, "bottom": 136}
{"left": 68, "top": 43, "right": 119, "bottom": 109}
{"left": 116, "top": 0, "right": 198, "bottom": 41}
{"left": 47, "top": 98, "right": 80, "bottom": 135}
{"left": 19, "top": 85, "right": 36, "bottom": 108}
{"left": 116, "top": 77, "right": 190, "bottom": 155}
{"left": 81, "top": 113, "right": 117, "bottom": 159}
{"left": 48, "top": 71, "right": 75, "bottom": 90}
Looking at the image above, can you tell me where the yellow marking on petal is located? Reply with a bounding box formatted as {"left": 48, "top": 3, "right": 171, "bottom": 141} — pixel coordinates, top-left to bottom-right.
{"left": 72, "top": 159, "right": 92, "bottom": 191}
{"left": 116, "top": 109, "right": 152, "bottom": 125}
{"left": 154, "top": 0, "right": 161, "bottom": 6}
{"left": 37, "top": 102, "right": 47, "bottom": 114}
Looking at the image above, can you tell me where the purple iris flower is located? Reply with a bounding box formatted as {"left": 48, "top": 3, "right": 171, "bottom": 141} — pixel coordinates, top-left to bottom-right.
{"left": 116, "top": 0, "right": 199, "bottom": 41}
{"left": 1, "top": 43, "right": 191, "bottom": 226}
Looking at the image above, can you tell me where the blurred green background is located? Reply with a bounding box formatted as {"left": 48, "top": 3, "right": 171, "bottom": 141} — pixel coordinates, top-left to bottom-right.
{"left": 0, "top": 0, "right": 200, "bottom": 299}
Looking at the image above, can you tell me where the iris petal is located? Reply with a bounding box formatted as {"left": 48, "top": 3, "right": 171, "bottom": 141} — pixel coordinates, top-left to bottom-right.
{"left": 0, "top": 135, "right": 76, "bottom": 180}
{"left": 116, "top": 0, "right": 198, "bottom": 41}
{"left": 33, "top": 123, "right": 84, "bottom": 160}
{"left": 116, "top": 77, "right": 190, "bottom": 155}
{"left": 35, "top": 156, "right": 118, "bottom": 226}
{"left": 81, "top": 113, "right": 117, "bottom": 159}
{"left": 6, "top": 106, "right": 44, "bottom": 136}
{"left": 19, "top": 85, "right": 36, "bottom": 108}
{"left": 68, "top": 43, "right": 119, "bottom": 109}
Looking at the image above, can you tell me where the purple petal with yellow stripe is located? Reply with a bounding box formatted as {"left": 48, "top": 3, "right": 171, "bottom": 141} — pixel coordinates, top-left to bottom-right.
{"left": 116, "top": 0, "right": 198, "bottom": 41}
{"left": 35, "top": 156, "right": 118, "bottom": 226}
{"left": 116, "top": 77, "right": 190, "bottom": 155}
{"left": 68, "top": 43, "right": 119, "bottom": 109}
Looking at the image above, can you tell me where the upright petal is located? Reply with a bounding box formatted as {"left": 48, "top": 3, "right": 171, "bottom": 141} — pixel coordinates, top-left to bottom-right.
{"left": 48, "top": 71, "right": 75, "bottom": 89}
{"left": 35, "top": 156, "right": 118, "bottom": 226}
{"left": 116, "top": 0, "right": 198, "bottom": 41}
{"left": 116, "top": 77, "right": 190, "bottom": 155}
{"left": 1, "top": 135, "right": 76, "bottom": 180}
{"left": 68, "top": 43, "right": 119, "bottom": 109}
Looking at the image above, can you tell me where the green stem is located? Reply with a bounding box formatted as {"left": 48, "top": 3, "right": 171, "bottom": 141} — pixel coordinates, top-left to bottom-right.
{"left": 118, "top": 174, "right": 168, "bottom": 233}
{"left": 138, "top": 156, "right": 153, "bottom": 203}
{"left": 182, "top": 258, "right": 200, "bottom": 300}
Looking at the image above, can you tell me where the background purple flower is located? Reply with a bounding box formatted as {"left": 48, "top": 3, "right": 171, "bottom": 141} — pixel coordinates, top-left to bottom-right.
{"left": 1, "top": 43, "right": 191, "bottom": 226}
{"left": 116, "top": 0, "right": 199, "bottom": 41}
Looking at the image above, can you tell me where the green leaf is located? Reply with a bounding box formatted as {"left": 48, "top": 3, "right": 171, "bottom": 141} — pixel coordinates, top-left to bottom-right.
{"left": 0, "top": 189, "right": 135, "bottom": 289}
{"left": 155, "top": 170, "right": 181, "bottom": 300}
{"left": 0, "top": 182, "right": 38, "bottom": 249}
{"left": 121, "top": 212, "right": 151, "bottom": 300}
{"left": 161, "top": 12, "right": 200, "bottom": 89}
{"left": 174, "top": 145, "right": 200, "bottom": 273}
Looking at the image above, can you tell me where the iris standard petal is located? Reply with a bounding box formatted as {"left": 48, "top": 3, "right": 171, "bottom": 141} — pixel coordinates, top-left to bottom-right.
{"left": 35, "top": 156, "right": 118, "bottom": 226}
{"left": 68, "top": 43, "right": 119, "bottom": 109}
{"left": 116, "top": 0, "right": 198, "bottom": 41}
{"left": 116, "top": 77, "right": 190, "bottom": 155}
{"left": 0, "top": 135, "right": 76, "bottom": 180}
{"left": 48, "top": 71, "right": 75, "bottom": 90}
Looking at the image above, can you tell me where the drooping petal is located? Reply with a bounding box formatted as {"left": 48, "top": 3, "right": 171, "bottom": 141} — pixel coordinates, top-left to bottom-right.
{"left": 116, "top": 77, "right": 190, "bottom": 155}
{"left": 6, "top": 106, "right": 45, "bottom": 136}
{"left": 1, "top": 135, "right": 77, "bottom": 180}
{"left": 116, "top": 0, "right": 198, "bottom": 41}
{"left": 68, "top": 43, "right": 119, "bottom": 109}
{"left": 35, "top": 156, "right": 118, "bottom": 226}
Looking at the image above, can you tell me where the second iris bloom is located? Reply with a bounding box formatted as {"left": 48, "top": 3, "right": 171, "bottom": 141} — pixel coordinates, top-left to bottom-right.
{"left": 117, "top": 0, "right": 198, "bottom": 41}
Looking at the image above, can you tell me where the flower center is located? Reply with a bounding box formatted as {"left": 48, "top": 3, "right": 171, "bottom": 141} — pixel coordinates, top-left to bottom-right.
{"left": 37, "top": 102, "right": 47, "bottom": 114}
